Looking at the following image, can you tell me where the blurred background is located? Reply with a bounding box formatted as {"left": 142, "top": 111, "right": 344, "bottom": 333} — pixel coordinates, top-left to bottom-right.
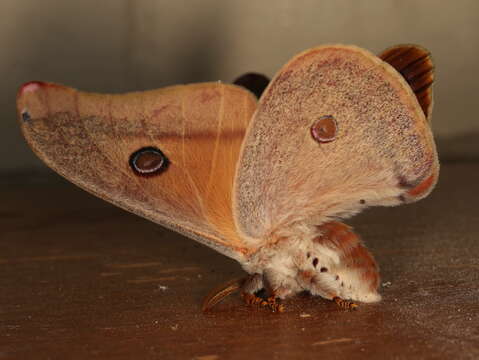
{"left": 1, "top": 0, "right": 478, "bottom": 173}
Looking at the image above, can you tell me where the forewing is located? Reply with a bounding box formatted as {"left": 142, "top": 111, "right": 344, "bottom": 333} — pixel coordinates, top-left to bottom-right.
{"left": 234, "top": 45, "right": 439, "bottom": 242}
{"left": 17, "top": 81, "right": 257, "bottom": 260}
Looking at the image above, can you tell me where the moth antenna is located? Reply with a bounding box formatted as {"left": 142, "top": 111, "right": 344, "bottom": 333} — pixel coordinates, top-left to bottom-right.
{"left": 202, "top": 276, "right": 247, "bottom": 312}
{"left": 379, "top": 44, "right": 434, "bottom": 120}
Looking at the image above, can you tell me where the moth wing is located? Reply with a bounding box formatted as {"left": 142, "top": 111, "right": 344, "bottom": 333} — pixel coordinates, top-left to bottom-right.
{"left": 233, "top": 73, "right": 270, "bottom": 99}
{"left": 234, "top": 45, "right": 439, "bottom": 243}
{"left": 379, "top": 44, "right": 434, "bottom": 121}
{"left": 17, "top": 82, "right": 257, "bottom": 260}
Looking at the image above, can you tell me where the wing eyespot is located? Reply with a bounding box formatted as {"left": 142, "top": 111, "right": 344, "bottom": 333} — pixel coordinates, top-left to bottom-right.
{"left": 311, "top": 115, "right": 337, "bottom": 143}
{"left": 129, "top": 147, "right": 169, "bottom": 177}
{"left": 21, "top": 110, "right": 31, "bottom": 122}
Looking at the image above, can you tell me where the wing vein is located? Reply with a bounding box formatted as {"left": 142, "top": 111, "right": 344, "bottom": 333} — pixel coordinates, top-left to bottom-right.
{"left": 180, "top": 88, "right": 206, "bottom": 217}
{"left": 206, "top": 83, "right": 225, "bottom": 196}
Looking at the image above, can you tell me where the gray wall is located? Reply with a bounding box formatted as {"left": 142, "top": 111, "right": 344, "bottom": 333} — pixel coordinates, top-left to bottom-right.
{"left": 2, "top": 0, "right": 478, "bottom": 172}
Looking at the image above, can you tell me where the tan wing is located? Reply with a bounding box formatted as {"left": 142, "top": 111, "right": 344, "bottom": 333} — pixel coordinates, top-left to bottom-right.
{"left": 234, "top": 45, "right": 439, "bottom": 242}
{"left": 379, "top": 44, "right": 434, "bottom": 120}
{"left": 17, "top": 81, "right": 257, "bottom": 260}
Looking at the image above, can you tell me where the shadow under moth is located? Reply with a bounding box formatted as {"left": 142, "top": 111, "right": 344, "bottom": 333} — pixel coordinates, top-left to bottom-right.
{"left": 17, "top": 44, "right": 438, "bottom": 312}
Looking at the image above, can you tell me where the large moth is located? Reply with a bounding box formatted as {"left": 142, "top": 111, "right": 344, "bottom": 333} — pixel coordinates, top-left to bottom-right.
{"left": 17, "top": 44, "right": 438, "bottom": 312}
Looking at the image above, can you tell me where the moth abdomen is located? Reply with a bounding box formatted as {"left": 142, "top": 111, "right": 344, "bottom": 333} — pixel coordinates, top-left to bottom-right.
{"left": 313, "top": 222, "right": 380, "bottom": 298}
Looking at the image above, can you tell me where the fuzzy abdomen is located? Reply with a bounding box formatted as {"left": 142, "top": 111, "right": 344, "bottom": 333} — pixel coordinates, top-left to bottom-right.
{"left": 312, "top": 222, "right": 381, "bottom": 302}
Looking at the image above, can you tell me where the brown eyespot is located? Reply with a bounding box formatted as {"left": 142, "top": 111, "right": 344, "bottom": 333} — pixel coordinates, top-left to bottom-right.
{"left": 311, "top": 115, "right": 337, "bottom": 143}
{"left": 129, "top": 147, "right": 169, "bottom": 176}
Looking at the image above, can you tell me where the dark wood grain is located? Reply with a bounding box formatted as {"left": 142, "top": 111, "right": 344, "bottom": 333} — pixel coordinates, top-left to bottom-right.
{"left": 1, "top": 163, "right": 478, "bottom": 360}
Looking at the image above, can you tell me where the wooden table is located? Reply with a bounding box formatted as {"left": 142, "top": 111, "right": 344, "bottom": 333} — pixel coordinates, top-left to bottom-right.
{"left": 1, "top": 163, "right": 478, "bottom": 359}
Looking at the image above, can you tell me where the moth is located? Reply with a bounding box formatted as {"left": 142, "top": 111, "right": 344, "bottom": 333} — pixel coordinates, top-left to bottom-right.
{"left": 17, "top": 44, "right": 438, "bottom": 312}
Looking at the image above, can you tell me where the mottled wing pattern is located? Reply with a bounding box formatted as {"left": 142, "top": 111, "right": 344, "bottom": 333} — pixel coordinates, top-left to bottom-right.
{"left": 234, "top": 45, "right": 439, "bottom": 242}
{"left": 17, "top": 82, "right": 257, "bottom": 260}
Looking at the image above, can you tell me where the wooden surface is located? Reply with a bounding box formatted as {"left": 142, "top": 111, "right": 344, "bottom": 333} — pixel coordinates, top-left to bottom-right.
{"left": 1, "top": 163, "right": 478, "bottom": 359}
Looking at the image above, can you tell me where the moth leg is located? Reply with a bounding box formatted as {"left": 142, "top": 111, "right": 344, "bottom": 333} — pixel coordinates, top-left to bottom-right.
{"left": 264, "top": 293, "right": 285, "bottom": 313}
{"left": 241, "top": 273, "right": 267, "bottom": 307}
{"left": 240, "top": 274, "right": 285, "bottom": 312}
{"left": 242, "top": 292, "right": 266, "bottom": 306}
{"left": 333, "top": 296, "right": 359, "bottom": 310}
{"left": 262, "top": 269, "right": 297, "bottom": 313}
{"left": 242, "top": 273, "right": 264, "bottom": 294}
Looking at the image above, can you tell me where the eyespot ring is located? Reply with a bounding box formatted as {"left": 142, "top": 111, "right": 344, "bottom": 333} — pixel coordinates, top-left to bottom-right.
{"left": 129, "top": 147, "right": 169, "bottom": 177}
{"left": 311, "top": 115, "right": 337, "bottom": 143}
